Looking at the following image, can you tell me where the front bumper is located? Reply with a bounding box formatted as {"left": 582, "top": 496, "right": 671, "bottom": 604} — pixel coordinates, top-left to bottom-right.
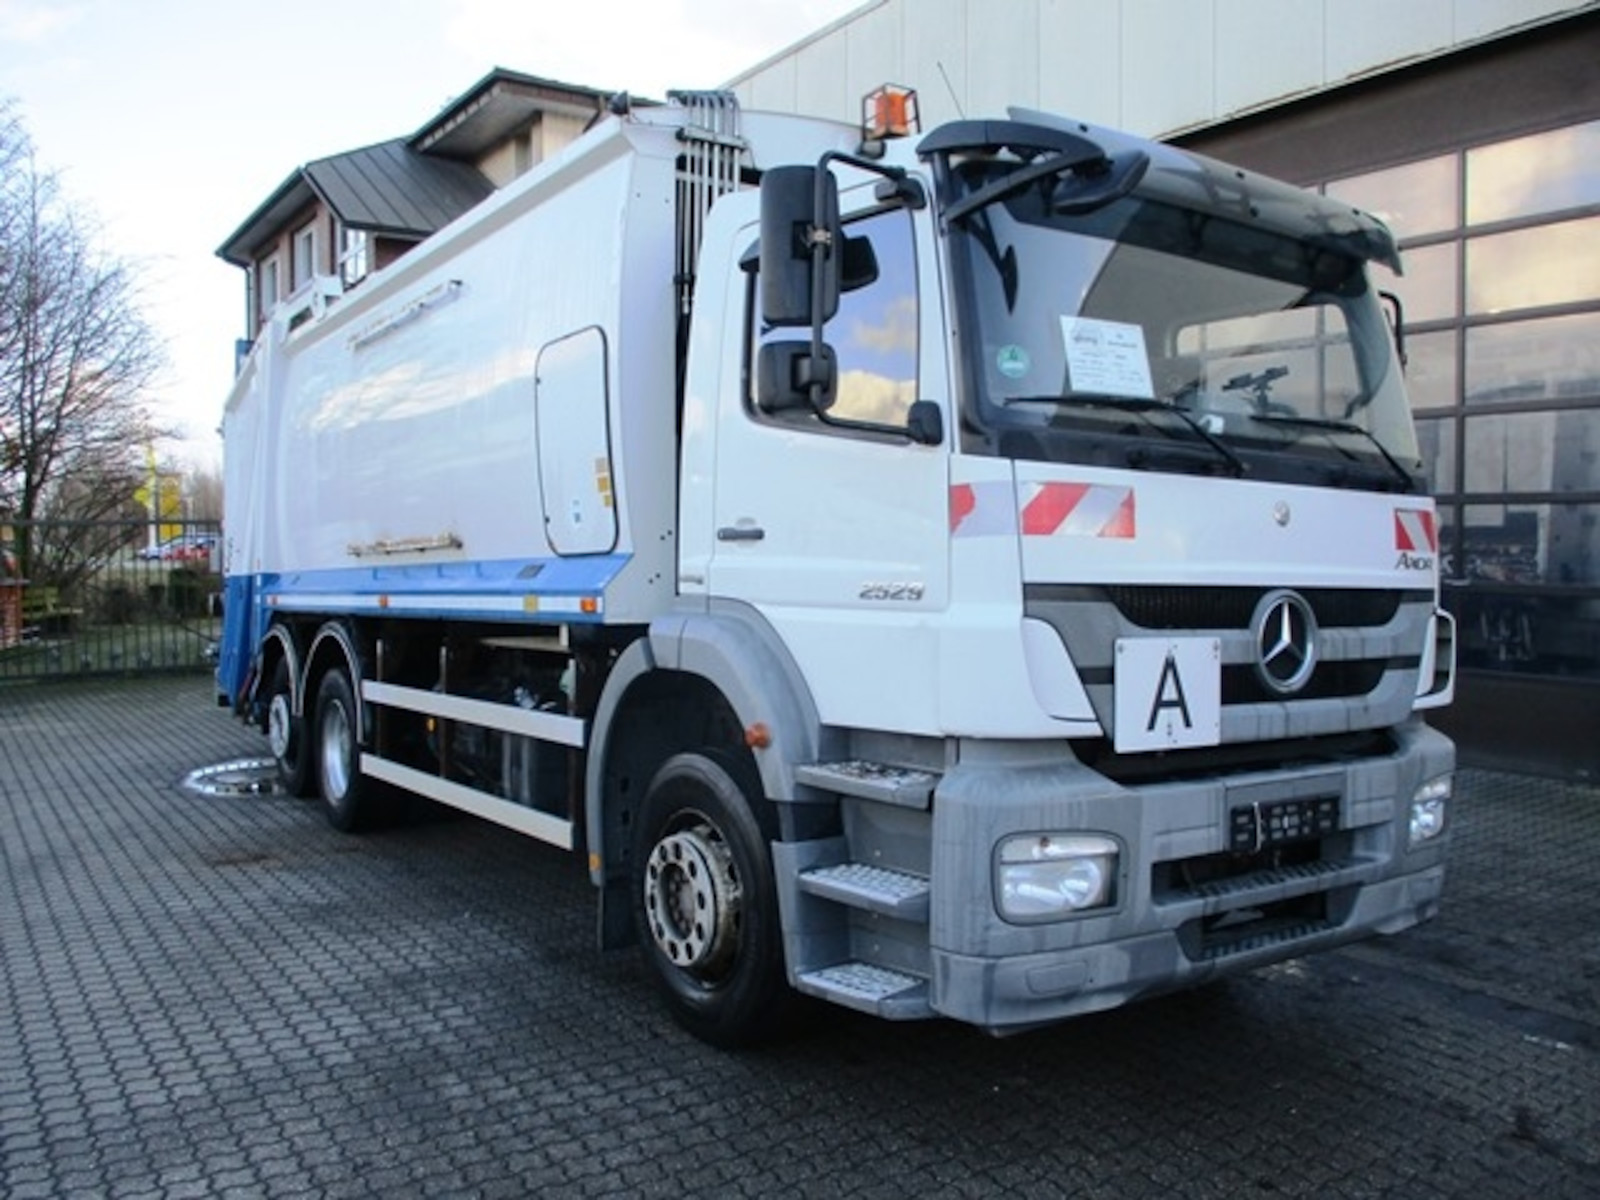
{"left": 926, "top": 719, "right": 1453, "bottom": 1031}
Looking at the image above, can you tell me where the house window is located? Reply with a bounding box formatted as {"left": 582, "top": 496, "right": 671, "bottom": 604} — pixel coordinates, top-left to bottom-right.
{"left": 257, "top": 256, "right": 280, "bottom": 323}
{"left": 292, "top": 223, "right": 317, "bottom": 289}
{"left": 340, "top": 227, "right": 370, "bottom": 288}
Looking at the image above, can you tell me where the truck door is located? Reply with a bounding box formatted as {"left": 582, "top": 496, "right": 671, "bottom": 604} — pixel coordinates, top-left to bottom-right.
{"left": 707, "top": 199, "right": 950, "bottom": 727}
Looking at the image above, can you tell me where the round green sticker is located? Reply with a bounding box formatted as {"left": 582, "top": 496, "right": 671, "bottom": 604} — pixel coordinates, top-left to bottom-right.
{"left": 996, "top": 345, "right": 1030, "bottom": 379}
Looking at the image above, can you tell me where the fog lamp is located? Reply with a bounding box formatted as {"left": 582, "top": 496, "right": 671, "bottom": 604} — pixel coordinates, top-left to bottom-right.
{"left": 997, "top": 834, "right": 1118, "bottom": 920}
{"left": 1409, "top": 775, "right": 1451, "bottom": 847}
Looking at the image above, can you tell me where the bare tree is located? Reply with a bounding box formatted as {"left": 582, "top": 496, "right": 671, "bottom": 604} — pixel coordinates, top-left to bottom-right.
{"left": 0, "top": 100, "right": 165, "bottom": 581}
{"left": 186, "top": 465, "right": 224, "bottom": 523}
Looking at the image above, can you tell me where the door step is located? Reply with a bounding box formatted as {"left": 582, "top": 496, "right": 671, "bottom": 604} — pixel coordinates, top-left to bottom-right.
{"left": 796, "top": 962, "right": 931, "bottom": 1019}
{"left": 798, "top": 862, "right": 930, "bottom": 921}
{"left": 794, "top": 761, "right": 936, "bottom": 809}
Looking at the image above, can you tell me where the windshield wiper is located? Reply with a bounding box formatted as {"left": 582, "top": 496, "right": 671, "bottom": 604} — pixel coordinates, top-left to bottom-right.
{"left": 1007, "top": 395, "right": 1246, "bottom": 477}
{"left": 1248, "top": 412, "right": 1415, "bottom": 492}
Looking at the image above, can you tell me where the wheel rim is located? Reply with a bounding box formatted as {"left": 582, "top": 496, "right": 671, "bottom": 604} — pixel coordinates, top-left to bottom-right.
{"left": 643, "top": 818, "right": 740, "bottom": 980}
{"left": 320, "top": 698, "right": 351, "bottom": 800}
{"left": 267, "top": 692, "right": 294, "bottom": 760}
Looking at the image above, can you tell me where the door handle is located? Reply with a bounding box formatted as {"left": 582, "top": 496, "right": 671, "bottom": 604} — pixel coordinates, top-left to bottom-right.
{"left": 716, "top": 526, "right": 765, "bottom": 542}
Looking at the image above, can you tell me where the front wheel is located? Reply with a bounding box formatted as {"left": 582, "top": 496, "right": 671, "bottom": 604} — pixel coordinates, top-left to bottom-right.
{"left": 315, "top": 668, "right": 373, "bottom": 832}
{"left": 632, "top": 752, "right": 792, "bottom": 1048}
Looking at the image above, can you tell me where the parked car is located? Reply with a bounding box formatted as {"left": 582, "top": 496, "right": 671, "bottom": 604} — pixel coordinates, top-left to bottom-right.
{"left": 136, "top": 535, "right": 218, "bottom": 563}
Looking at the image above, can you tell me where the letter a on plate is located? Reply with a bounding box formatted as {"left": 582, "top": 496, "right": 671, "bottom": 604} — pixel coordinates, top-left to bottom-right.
{"left": 1113, "top": 638, "right": 1221, "bottom": 752}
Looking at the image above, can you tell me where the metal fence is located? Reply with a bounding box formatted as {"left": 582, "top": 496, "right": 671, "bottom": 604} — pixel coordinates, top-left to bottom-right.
{"left": 0, "top": 519, "right": 223, "bottom": 683}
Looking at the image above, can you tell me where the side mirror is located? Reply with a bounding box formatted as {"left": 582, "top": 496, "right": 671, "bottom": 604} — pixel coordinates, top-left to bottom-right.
{"left": 757, "top": 340, "right": 837, "bottom": 414}
{"left": 840, "top": 234, "right": 878, "bottom": 294}
{"left": 760, "top": 165, "right": 841, "bottom": 328}
{"left": 906, "top": 400, "right": 944, "bottom": 446}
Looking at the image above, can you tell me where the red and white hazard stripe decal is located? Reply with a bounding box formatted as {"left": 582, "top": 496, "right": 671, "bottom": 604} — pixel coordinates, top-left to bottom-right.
{"left": 1394, "top": 508, "right": 1437, "bottom": 553}
{"left": 1020, "top": 482, "right": 1136, "bottom": 539}
{"left": 950, "top": 481, "right": 1136, "bottom": 539}
{"left": 949, "top": 481, "right": 1017, "bottom": 536}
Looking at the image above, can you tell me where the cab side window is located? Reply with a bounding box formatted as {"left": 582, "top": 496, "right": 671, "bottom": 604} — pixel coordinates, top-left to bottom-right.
{"left": 748, "top": 206, "right": 918, "bottom": 430}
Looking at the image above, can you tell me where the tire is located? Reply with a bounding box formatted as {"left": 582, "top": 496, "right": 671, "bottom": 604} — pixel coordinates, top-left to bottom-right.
{"left": 265, "top": 657, "right": 313, "bottom": 797}
{"left": 314, "top": 668, "right": 372, "bottom": 832}
{"left": 632, "top": 751, "right": 793, "bottom": 1048}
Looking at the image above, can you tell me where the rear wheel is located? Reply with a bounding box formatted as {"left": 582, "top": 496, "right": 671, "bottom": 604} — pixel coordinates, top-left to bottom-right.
{"left": 632, "top": 751, "right": 791, "bottom": 1048}
{"left": 315, "top": 668, "right": 372, "bottom": 832}
{"left": 265, "top": 658, "right": 313, "bottom": 797}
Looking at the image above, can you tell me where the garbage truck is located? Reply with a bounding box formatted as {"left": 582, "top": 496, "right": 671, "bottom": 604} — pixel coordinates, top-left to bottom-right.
{"left": 217, "top": 87, "right": 1456, "bottom": 1046}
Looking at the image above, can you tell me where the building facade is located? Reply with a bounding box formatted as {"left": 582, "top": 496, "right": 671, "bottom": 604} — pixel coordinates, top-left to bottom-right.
{"left": 730, "top": 0, "right": 1600, "bottom": 776}
{"left": 218, "top": 70, "right": 614, "bottom": 340}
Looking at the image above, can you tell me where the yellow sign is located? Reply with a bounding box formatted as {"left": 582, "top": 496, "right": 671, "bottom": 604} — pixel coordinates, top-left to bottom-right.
{"left": 133, "top": 470, "right": 184, "bottom": 541}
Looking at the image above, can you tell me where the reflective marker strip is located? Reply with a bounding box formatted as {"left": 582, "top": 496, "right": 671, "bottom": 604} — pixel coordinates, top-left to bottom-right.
{"left": 950, "top": 481, "right": 1135, "bottom": 539}
{"left": 1021, "top": 483, "right": 1136, "bottom": 539}
{"left": 1394, "top": 508, "right": 1437, "bottom": 553}
{"left": 949, "top": 482, "right": 1018, "bottom": 537}
{"left": 264, "top": 592, "right": 598, "bottom": 617}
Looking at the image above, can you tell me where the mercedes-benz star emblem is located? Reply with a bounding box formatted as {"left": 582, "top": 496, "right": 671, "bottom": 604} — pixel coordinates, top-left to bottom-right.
{"left": 1252, "top": 589, "right": 1318, "bottom": 695}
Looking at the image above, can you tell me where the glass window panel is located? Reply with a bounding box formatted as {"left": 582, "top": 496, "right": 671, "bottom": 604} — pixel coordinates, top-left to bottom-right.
{"left": 1326, "top": 155, "right": 1458, "bottom": 238}
{"left": 1404, "top": 330, "right": 1458, "bottom": 411}
{"left": 1464, "top": 411, "right": 1600, "bottom": 495}
{"left": 1437, "top": 505, "right": 1458, "bottom": 577}
{"left": 1466, "top": 120, "right": 1600, "bottom": 225}
{"left": 1451, "top": 583, "right": 1600, "bottom": 677}
{"left": 1465, "top": 312, "right": 1600, "bottom": 405}
{"left": 1448, "top": 500, "right": 1600, "bottom": 678}
{"left": 1415, "top": 416, "right": 1456, "bottom": 494}
{"left": 1370, "top": 242, "right": 1456, "bottom": 324}
{"left": 1461, "top": 502, "right": 1600, "bottom": 587}
{"left": 1465, "top": 217, "right": 1600, "bottom": 315}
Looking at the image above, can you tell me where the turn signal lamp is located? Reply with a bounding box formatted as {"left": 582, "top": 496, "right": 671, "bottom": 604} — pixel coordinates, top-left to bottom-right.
{"left": 862, "top": 84, "right": 919, "bottom": 141}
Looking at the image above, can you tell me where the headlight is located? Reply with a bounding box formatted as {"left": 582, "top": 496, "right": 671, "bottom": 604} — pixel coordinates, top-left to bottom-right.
{"left": 997, "top": 834, "right": 1119, "bottom": 920}
{"left": 1409, "top": 775, "right": 1451, "bottom": 847}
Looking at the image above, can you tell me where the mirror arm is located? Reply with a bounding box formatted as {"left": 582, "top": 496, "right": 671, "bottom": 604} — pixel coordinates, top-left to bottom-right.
{"left": 1380, "top": 289, "right": 1407, "bottom": 368}
{"left": 808, "top": 168, "right": 835, "bottom": 412}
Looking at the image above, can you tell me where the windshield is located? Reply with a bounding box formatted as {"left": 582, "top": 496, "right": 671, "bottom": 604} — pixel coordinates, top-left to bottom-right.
{"left": 944, "top": 163, "right": 1421, "bottom": 491}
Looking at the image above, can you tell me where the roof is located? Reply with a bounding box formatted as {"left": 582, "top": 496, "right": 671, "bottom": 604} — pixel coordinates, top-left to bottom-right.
{"left": 215, "top": 65, "right": 615, "bottom": 267}
{"left": 307, "top": 141, "right": 493, "bottom": 238}
{"left": 409, "top": 67, "right": 616, "bottom": 160}
{"left": 216, "top": 140, "right": 493, "bottom": 266}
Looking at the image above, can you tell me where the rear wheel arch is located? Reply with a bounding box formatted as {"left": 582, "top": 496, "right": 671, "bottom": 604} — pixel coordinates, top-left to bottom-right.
{"left": 305, "top": 620, "right": 368, "bottom": 744}
{"left": 257, "top": 624, "right": 301, "bottom": 718}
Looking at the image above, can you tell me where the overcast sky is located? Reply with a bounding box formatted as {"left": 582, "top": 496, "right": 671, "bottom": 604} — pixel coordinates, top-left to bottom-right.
{"left": 0, "top": 0, "right": 865, "bottom": 469}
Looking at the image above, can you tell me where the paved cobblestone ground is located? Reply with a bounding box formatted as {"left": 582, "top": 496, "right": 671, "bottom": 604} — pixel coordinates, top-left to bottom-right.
{"left": 2, "top": 676, "right": 1597, "bottom": 1199}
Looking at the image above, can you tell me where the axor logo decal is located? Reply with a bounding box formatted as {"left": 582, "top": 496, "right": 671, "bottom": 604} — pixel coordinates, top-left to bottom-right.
{"left": 1394, "top": 508, "right": 1437, "bottom": 572}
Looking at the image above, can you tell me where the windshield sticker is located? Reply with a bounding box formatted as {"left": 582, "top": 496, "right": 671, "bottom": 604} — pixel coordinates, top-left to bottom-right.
{"left": 996, "top": 344, "right": 1031, "bottom": 380}
{"left": 1059, "top": 317, "right": 1155, "bottom": 400}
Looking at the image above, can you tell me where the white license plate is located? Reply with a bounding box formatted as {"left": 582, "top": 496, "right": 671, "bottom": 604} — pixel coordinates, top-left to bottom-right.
{"left": 1113, "top": 637, "right": 1221, "bottom": 753}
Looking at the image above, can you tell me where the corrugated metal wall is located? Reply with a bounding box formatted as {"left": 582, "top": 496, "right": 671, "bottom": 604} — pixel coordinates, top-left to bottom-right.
{"left": 728, "top": 0, "right": 1594, "bottom": 137}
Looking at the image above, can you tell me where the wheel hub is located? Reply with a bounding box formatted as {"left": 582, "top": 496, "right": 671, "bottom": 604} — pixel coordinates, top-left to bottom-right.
{"left": 267, "top": 693, "right": 293, "bottom": 759}
{"left": 320, "top": 701, "right": 351, "bottom": 799}
{"left": 644, "top": 823, "right": 740, "bottom": 975}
